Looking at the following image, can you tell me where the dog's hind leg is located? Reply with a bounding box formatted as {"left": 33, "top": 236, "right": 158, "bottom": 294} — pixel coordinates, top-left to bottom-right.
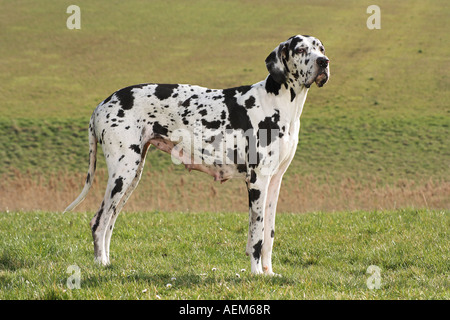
{"left": 90, "top": 137, "right": 149, "bottom": 265}
{"left": 103, "top": 141, "right": 151, "bottom": 261}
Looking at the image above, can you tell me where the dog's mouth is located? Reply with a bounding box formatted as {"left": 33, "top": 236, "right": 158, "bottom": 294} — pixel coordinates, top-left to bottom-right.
{"left": 314, "top": 71, "right": 329, "bottom": 88}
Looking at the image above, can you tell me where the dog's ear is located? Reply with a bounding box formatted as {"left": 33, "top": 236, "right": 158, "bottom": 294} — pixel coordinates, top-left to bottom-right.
{"left": 265, "top": 41, "right": 289, "bottom": 84}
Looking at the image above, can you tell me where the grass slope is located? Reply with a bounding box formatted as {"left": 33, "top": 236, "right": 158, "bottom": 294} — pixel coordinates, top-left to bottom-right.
{"left": 0, "top": 209, "right": 448, "bottom": 299}
{"left": 0, "top": 0, "right": 449, "bottom": 188}
{"left": 1, "top": 115, "right": 448, "bottom": 184}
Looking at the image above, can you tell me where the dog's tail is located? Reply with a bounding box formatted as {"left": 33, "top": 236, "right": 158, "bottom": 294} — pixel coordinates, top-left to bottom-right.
{"left": 63, "top": 115, "right": 98, "bottom": 213}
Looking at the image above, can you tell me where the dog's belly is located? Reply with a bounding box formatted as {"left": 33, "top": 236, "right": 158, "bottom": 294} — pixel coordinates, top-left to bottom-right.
{"left": 149, "top": 137, "right": 245, "bottom": 182}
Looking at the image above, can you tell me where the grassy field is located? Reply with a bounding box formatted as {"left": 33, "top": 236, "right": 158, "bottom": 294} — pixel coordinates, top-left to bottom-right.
{"left": 0, "top": 0, "right": 448, "bottom": 176}
{"left": 0, "top": 209, "right": 448, "bottom": 299}
{"left": 0, "top": 0, "right": 449, "bottom": 300}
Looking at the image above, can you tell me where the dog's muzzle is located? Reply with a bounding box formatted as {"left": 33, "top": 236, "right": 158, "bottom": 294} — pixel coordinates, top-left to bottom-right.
{"left": 314, "top": 71, "right": 329, "bottom": 87}
{"left": 314, "top": 56, "right": 329, "bottom": 87}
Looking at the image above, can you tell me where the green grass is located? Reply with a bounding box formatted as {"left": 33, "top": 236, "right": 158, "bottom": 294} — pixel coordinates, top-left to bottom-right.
{"left": 0, "top": 209, "right": 448, "bottom": 299}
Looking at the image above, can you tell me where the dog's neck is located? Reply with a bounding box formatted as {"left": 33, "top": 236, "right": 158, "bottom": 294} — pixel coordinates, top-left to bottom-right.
{"left": 262, "top": 74, "right": 309, "bottom": 121}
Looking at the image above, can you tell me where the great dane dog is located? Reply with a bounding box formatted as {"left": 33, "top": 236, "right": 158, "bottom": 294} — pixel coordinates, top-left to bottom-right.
{"left": 65, "top": 35, "right": 330, "bottom": 275}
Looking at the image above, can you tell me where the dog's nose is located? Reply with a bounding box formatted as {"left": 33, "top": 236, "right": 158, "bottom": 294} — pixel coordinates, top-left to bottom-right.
{"left": 317, "top": 56, "right": 329, "bottom": 68}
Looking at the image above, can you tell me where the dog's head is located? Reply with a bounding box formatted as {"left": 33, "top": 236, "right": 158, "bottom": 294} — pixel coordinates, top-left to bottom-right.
{"left": 265, "top": 35, "right": 330, "bottom": 88}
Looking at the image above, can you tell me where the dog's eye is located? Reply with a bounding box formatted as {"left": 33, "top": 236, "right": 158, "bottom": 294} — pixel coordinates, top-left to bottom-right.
{"left": 296, "top": 48, "right": 306, "bottom": 55}
{"left": 320, "top": 46, "right": 325, "bottom": 53}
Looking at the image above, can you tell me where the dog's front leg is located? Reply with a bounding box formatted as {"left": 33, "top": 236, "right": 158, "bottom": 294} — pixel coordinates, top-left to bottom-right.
{"left": 245, "top": 175, "right": 270, "bottom": 274}
{"left": 261, "top": 170, "right": 285, "bottom": 276}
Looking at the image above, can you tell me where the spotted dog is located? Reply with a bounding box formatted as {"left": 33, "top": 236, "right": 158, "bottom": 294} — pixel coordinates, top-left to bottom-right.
{"left": 64, "top": 35, "right": 330, "bottom": 275}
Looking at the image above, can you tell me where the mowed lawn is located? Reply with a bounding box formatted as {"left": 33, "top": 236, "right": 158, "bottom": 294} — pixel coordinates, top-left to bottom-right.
{"left": 0, "top": 209, "right": 448, "bottom": 299}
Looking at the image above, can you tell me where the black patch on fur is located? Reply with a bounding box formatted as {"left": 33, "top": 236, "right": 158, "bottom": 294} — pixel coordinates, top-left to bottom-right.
{"left": 290, "top": 87, "right": 296, "bottom": 102}
{"left": 92, "top": 200, "right": 105, "bottom": 232}
{"left": 257, "top": 110, "right": 280, "bottom": 147}
{"left": 102, "top": 94, "right": 113, "bottom": 105}
{"left": 236, "top": 86, "right": 252, "bottom": 96}
{"left": 181, "top": 107, "right": 191, "bottom": 119}
{"left": 154, "top": 84, "right": 179, "bottom": 100}
{"left": 129, "top": 144, "right": 141, "bottom": 154}
{"left": 252, "top": 239, "right": 263, "bottom": 261}
{"left": 117, "top": 109, "right": 125, "bottom": 118}
{"left": 289, "top": 36, "right": 303, "bottom": 53}
{"left": 248, "top": 188, "right": 261, "bottom": 204}
{"left": 266, "top": 51, "right": 285, "bottom": 83}
{"left": 201, "top": 119, "right": 221, "bottom": 130}
{"left": 265, "top": 75, "right": 282, "bottom": 95}
{"left": 249, "top": 170, "right": 257, "bottom": 184}
{"left": 99, "top": 129, "right": 105, "bottom": 145}
{"left": 266, "top": 51, "right": 276, "bottom": 64}
{"left": 271, "top": 229, "right": 275, "bottom": 238}
{"left": 181, "top": 97, "right": 191, "bottom": 107}
{"left": 245, "top": 96, "right": 256, "bottom": 109}
{"left": 153, "top": 122, "right": 169, "bottom": 137}
{"left": 115, "top": 84, "right": 145, "bottom": 110}
{"left": 110, "top": 177, "right": 123, "bottom": 199}
{"left": 223, "top": 87, "right": 253, "bottom": 131}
